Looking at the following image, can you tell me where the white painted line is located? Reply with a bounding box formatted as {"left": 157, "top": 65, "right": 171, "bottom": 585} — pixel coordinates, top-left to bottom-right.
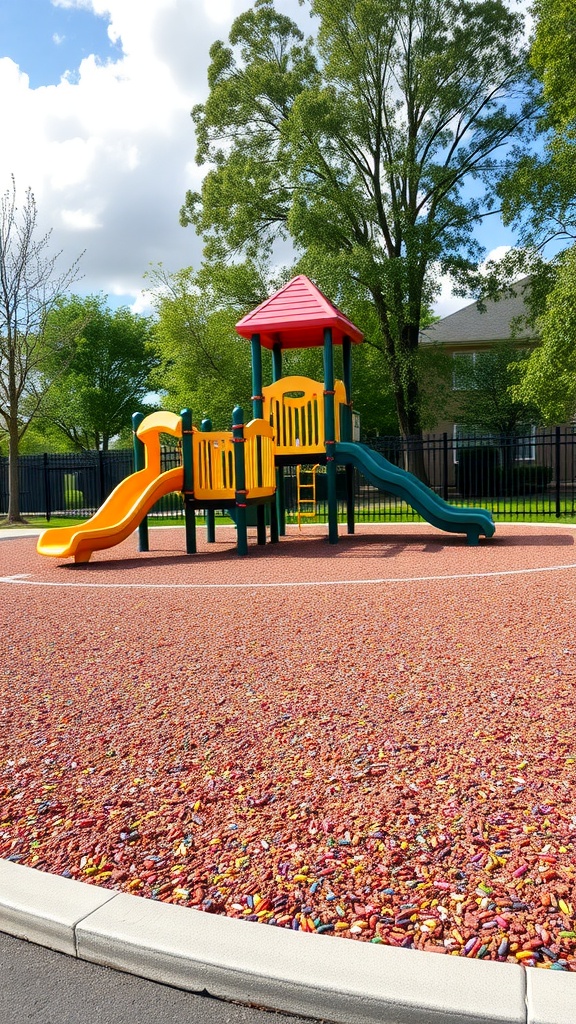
{"left": 1, "top": 561, "right": 576, "bottom": 590}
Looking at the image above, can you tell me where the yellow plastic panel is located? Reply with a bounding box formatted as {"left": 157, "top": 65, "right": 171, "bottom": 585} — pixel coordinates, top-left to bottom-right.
{"left": 262, "top": 376, "right": 348, "bottom": 454}
{"left": 244, "top": 420, "right": 276, "bottom": 497}
{"left": 193, "top": 432, "right": 236, "bottom": 500}
{"left": 263, "top": 376, "right": 323, "bottom": 454}
{"left": 334, "top": 380, "right": 347, "bottom": 442}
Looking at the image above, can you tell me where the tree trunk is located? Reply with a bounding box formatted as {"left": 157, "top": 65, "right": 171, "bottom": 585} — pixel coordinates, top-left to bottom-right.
{"left": 4, "top": 353, "right": 27, "bottom": 524}
{"left": 6, "top": 416, "right": 26, "bottom": 524}
{"left": 392, "top": 327, "right": 429, "bottom": 484}
{"left": 396, "top": 403, "right": 428, "bottom": 483}
{"left": 372, "top": 289, "right": 429, "bottom": 482}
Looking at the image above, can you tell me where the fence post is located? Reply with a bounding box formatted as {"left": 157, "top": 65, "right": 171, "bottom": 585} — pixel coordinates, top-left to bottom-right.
{"left": 43, "top": 453, "right": 52, "bottom": 521}
{"left": 97, "top": 449, "right": 106, "bottom": 506}
{"left": 556, "top": 426, "right": 561, "bottom": 518}
{"left": 232, "top": 405, "right": 248, "bottom": 556}
{"left": 442, "top": 433, "right": 449, "bottom": 502}
{"left": 132, "top": 413, "right": 149, "bottom": 552}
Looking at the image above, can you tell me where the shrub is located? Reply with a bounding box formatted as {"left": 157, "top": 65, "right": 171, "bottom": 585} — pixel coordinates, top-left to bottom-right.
{"left": 150, "top": 492, "right": 184, "bottom": 515}
{"left": 506, "top": 464, "right": 552, "bottom": 496}
{"left": 455, "top": 447, "right": 500, "bottom": 497}
{"left": 63, "top": 474, "right": 84, "bottom": 511}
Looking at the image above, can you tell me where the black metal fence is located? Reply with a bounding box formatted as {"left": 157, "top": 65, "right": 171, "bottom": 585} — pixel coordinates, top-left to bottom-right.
{"left": 0, "top": 446, "right": 184, "bottom": 520}
{"left": 2, "top": 427, "right": 576, "bottom": 521}
{"left": 357, "top": 427, "right": 576, "bottom": 521}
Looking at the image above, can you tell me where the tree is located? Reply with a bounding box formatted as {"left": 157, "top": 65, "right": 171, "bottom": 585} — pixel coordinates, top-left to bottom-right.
{"left": 511, "top": 249, "right": 576, "bottom": 423}
{"left": 0, "top": 177, "right": 82, "bottom": 523}
{"left": 454, "top": 341, "right": 537, "bottom": 436}
{"left": 183, "top": 0, "right": 537, "bottom": 474}
{"left": 499, "top": 0, "right": 576, "bottom": 253}
{"left": 496, "top": 0, "right": 576, "bottom": 421}
{"left": 40, "top": 296, "right": 161, "bottom": 450}
{"left": 146, "top": 264, "right": 258, "bottom": 429}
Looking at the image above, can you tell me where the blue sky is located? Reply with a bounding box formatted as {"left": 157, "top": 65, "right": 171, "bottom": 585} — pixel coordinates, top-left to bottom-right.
{"left": 0, "top": 0, "right": 120, "bottom": 88}
{"left": 0, "top": 0, "right": 528, "bottom": 317}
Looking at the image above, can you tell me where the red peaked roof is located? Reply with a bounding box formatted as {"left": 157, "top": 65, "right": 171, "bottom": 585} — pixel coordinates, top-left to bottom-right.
{"left": 235, "top": 275, "right": 364, "bottom": 350}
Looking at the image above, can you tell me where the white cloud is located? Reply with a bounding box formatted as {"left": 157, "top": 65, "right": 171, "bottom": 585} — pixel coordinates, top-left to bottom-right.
{"left": 0, "top": 0, "right": 530, "bottom": 312}
{"left": 480, "top": 246, "right": 513, "bottom": 275}
{"left": 61, "top": 206, "right": 101, "bottom": 230}
{"left": 0, "top": 0, "right": 232, "bottom": 305}
{"left": 432, "top": 274, "right": 468, "bottom": 320}
{"left": 203, "top": 0, "right": 234, "bottom": 24}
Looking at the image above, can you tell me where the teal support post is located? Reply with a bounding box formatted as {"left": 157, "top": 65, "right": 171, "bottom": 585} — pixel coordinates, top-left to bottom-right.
{"left": 251, "top": 334, "right": 263, "bottom": 420}
{"left": 276, "top": 467, "right": 286, "bottom": 537}
{"left": 232, "top": 405, "right": 248, "bottom": 556}
{"left": 181, "top": 408, "right": 196, "bottom": 555}
{"left": 270, "top": 498, "right": 279, "bottom": 544}
{"left": 201, "top": 417, "right": 215, "bottom": 544}
{"left": 132, "top": 412, "right": 149, "bottom": 552}
{"left": 345, "top": 466, "right": 355, "bottom": 536}
{"left": 323, "top": 327, "right": 338, "bottom": 544}
{"left": 256, "top": 505, "right": 266, "bottom": 546}
{"left": 342, "top": 336, "right": 355, "bottom": 535}
{"left": 272, "top": 341, "right": 285, "bottom": 535}
{"left": 272, "top": 343, "right": 283, "bottom": 383}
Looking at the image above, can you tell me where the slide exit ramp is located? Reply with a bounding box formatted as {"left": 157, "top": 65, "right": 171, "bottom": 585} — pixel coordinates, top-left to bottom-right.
{"left": 37, "top": 412, "right": 183, "bottom": 563}
{"left": 335, "top": 442, "right": 495, "bottom": 545}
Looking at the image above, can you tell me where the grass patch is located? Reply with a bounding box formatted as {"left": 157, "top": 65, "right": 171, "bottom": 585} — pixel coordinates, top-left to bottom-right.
{"left": 5, "top": 503, "right": 576, "bottom": 533}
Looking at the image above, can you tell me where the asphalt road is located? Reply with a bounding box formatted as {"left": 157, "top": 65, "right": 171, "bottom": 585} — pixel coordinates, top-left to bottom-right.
{"left": 0, "top": 932, "right": 325, "bottom": 1024}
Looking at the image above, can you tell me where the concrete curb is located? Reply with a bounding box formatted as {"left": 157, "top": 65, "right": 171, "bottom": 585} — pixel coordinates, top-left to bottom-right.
{"left": 0, "top": 529, "right": 43, "bottom": 539}
{"left": 2, "top": 859, "right": 571, "bottom": 1024}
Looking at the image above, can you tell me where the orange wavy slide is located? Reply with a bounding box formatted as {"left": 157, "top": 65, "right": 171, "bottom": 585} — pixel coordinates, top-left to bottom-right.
{"left": 37, "top": 412, "right": 183, "bottom": 564}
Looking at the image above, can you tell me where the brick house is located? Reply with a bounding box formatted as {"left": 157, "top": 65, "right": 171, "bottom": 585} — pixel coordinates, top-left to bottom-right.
{"left": 416, "top": 279, "right": 575, "bottom": 495}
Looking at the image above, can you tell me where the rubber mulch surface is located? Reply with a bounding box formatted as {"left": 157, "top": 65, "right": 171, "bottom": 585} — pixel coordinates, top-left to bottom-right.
{"left": 1, "top": 523, "right": 576, "bottom": 970}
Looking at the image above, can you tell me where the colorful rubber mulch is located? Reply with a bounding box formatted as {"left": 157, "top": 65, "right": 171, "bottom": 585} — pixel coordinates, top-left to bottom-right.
{"left": 1, "top": 524, "right": 575, "bottom": 971}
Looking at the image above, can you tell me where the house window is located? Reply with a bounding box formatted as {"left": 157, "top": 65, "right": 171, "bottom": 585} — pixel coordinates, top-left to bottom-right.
{"left": 453, "top": 424, "right": 536, "bottom": 462}
{"left": 452, "top": 351, "right": 477, "bottom": 390}
{"left": 514, "top": 426, "right": 536, "bottom": 462}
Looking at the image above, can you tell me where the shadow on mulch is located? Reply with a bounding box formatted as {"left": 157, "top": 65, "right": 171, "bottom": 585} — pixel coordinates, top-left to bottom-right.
{"left": 57, "top": 526, "right": 574, "bottom": 573}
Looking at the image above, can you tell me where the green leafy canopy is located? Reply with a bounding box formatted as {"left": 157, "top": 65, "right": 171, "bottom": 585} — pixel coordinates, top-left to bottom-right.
{"left": 40, "top": 295, "right": 160, "bottom": 451}
{"left": 184, "top": 0, "right": 538, "bottom": 443}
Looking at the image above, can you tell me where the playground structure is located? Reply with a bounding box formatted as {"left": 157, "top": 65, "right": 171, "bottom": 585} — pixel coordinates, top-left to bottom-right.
{"left": 37, "top": 275, "right": 495, "bottom": 563}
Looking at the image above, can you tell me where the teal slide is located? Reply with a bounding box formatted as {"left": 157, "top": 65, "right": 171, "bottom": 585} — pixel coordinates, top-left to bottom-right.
{"left": 335, "top": 442, "right": 495, "bottom": 545}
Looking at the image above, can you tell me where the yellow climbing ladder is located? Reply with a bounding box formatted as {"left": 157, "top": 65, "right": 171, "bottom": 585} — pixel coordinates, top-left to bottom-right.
{"left": 296, "top": 464, "right": 319, "bottom": 529}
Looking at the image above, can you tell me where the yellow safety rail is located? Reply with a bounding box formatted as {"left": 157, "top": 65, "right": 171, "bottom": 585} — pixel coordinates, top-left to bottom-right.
{"left": 262, "top": 376, "right": 347, "bottom": 455}
{"left": 193, "top": 430, "right": 235, "bottom": 500}
{"left": 192, "top": 420, "right": 276, "bottom": 501}
{"left": 244, "top": 419, "right": 276, "bottom": 496}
